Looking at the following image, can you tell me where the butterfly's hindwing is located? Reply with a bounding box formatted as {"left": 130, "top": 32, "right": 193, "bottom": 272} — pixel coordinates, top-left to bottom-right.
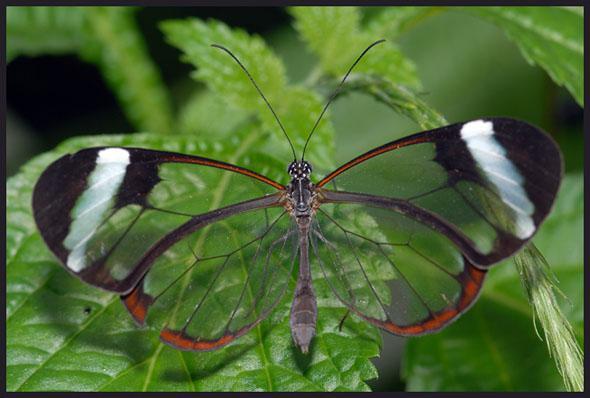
{"left": 149, "top": 207, "right": 296, "bottom": 350}
{"left": 312, "top": 202, "right": 486, "bottom": 335}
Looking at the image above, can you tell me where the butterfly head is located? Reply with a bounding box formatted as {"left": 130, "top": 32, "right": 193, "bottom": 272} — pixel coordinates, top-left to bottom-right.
{"left": 286, "top": 161, "right": 315, "bottom": 218}
{"left": 287, "top": 161, "right": 312, "bottom": 181}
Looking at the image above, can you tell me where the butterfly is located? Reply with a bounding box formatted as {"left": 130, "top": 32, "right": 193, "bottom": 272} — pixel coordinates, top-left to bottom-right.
{"left": 32, "top": 40, "right": 563, "bottom": 354}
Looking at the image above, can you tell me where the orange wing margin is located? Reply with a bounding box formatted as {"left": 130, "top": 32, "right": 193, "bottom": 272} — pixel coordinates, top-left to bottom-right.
{"left": 348, "top": 261, "right": 486, "bottom": 336}
{"left": 159, "top": 322, "right": 261, "bottom": 352}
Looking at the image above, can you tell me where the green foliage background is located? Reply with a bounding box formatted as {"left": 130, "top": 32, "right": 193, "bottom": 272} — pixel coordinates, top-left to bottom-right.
{"left": 6, "top": 6, "right": 584, "bottom": 392}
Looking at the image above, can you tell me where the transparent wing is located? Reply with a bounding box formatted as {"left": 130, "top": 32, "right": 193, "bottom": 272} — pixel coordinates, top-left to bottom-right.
{"left": 33, "top": 147, "right": 295, "bottom": 350}
{"left": 33, "top": 147, "right": 284, "bottom": 293}
{"left": 317, "top": 118, "right": 562, "bottom": 266}
{"left": 126, "top": 206, "right": 297, "bottom": 350}
{"left": 312, "top": 203, "right": 485, "bottom": 335}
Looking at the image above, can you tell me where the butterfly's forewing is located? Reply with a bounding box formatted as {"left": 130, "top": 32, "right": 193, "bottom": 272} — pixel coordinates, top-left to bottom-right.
{"left": 33, "top": 147, "right": 284, "bottom": 294}
{"left": 33, "top": 147, "right": 296, "bottom": 349}
{"left": 312, "top": 203, "right": 485, "bottom": 335}
{"left": 318, "top": 118, "right": 563, "bottom": 266}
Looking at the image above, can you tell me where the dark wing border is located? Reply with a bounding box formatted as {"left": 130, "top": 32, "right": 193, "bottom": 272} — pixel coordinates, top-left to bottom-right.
{"left": 319, "top": 190, "right": 526, "bottom": 266}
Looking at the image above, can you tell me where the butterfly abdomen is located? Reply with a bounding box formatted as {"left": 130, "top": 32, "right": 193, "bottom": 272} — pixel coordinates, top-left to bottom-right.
{"left": 290, "top": 279, "right": 317, "bottom": 355}
{"left": 290, "top": 216, "right": 317, "bottom": 354}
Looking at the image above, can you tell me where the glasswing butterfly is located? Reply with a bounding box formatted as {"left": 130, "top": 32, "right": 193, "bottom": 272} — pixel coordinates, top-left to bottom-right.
{"left": 32, "top": 40, "right": 563, "bottom": 354}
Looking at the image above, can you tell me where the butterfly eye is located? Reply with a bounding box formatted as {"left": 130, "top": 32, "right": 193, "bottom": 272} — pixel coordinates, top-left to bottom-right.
{"left": 303, "top": 161, "right": 312, "bottom": 175}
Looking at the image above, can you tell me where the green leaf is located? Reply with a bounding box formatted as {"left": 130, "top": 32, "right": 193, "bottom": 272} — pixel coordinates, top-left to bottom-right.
{"left": 6, "top": 6, "right": 89, "bottom": 62}
{"left": 290, "top": 7, "right": 421, "bottom": 89}
{"left": 366, "top": 6, "right": 443, "bottom": 39}
{"left": 160, "top": 18, "right": 335, "bottom": 171}
{"left": 177, "top": 90, "right": 251, "bottom": 137}
{"left": 289, "top": 7, "right": 444, "bottom": 134}
{"left": 402, "top": 174, "right": 583, "bottom": 391}
{"left": 7, "top": 131, "right": 381, "bottom": 392}
{"left": 85, "top": 7, "right": 175, "bottom": 135}
{"left": 6, "top": 6, "right": 174, "bottom": 135}
{"left": 403, "top": 298, "right": 564, "bottom": 391}
{"left": 463, "top": 7, "right": 583, "bottom": 106}
{"left": 161, "top": 19, "right": 286, "bottom": 118}
{"left": 534, "top": 173, "right": 584, "bottom": 279}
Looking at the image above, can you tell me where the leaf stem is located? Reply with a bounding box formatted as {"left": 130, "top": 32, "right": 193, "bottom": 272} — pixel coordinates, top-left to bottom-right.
{"left": 343, "top": 73, "right": 447, "bottom": 130}
{"left": 87, "top": 8, "right": 175, "bottom": 135}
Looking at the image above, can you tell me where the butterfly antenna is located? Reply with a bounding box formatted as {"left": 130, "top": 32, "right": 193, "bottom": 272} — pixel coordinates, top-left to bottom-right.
{"left": 211, "top": 44, "right": 297, "bottom": 161}
{"left": 301, "top": 39, "right": 386, "bottom": 161}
